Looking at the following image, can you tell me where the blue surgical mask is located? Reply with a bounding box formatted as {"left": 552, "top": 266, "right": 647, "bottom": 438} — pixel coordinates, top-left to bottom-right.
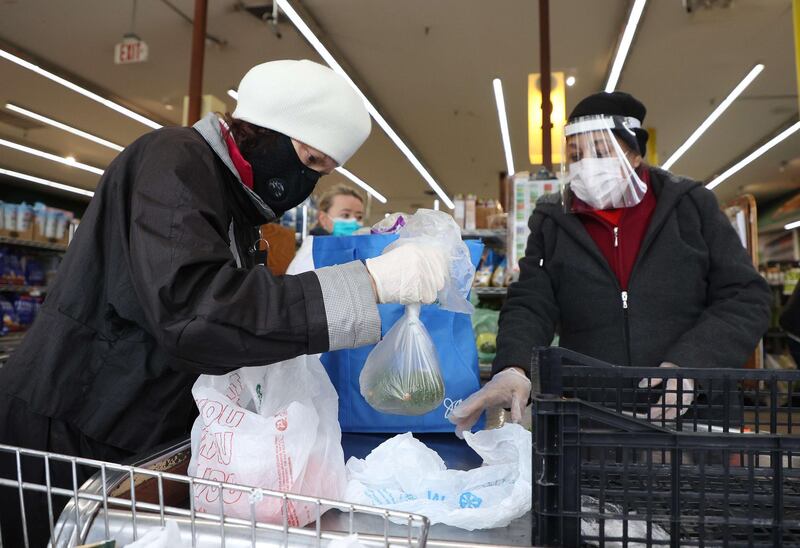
{"left": 331, "top": 217, "right": 362, "bottom": 236}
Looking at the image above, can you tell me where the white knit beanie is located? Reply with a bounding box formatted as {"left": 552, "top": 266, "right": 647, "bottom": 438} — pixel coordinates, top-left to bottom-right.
{"left": 232, "top": 59, "right": 371, "bottom": 166}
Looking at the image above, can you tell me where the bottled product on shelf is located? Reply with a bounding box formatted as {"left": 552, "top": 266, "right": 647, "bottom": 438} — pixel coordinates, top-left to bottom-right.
{"left": 453, "top": 195, "right": 506, "bottom": 232}
{"left": 0, "top": 200, "right": 72, "bottom": 339}
{"left": 0, "top": 200, "right": 77, "bottom": 246}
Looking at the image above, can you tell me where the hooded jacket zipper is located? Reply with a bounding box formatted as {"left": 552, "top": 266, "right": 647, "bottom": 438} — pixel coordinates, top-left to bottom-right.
{"left": 621, "top": 290, "right": 632, "bottom": 367}
{"left": 614, "top": 226, "right": 632, "bottom": 366}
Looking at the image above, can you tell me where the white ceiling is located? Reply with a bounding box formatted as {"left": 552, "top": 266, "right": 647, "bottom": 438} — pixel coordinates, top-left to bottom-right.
{"left": 0, "top": 0, "right": 798, "bottom": 221}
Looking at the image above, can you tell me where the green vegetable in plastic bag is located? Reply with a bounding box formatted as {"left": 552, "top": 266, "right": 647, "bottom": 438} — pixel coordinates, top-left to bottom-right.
{"left": 360, "top": 304, "right": 445, "bottom": 415}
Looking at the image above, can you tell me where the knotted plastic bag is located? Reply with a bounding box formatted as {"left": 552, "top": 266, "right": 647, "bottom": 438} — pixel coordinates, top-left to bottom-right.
{"left": 377, "top": 209, "right": 475, "bottom": 314}
{"left": 360, "top": 303, "right": 444, "bottom": 415}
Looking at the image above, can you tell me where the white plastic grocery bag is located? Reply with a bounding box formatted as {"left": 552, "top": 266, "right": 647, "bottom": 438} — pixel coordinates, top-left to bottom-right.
{"left": 187, "top": 355, "right": 347, "bottom": 527}
{"left": 343, "top": 424, "right": 531, "bottom": 530}
{"left": 360, "top": 303, "right": 445, "bottom": 415}
{"left": 124, "top": 520, "right": 185, "bottom": 548}
{"left": 381, "top": 209, "right": 475, "bottom": 315}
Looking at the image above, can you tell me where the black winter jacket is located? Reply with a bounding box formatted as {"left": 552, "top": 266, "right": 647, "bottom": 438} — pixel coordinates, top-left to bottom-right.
{"left": 0, "top": 116, "right": 380, "bottom": 453}
{"left": 493, "top": 167, "right": 771, "bottom": 376}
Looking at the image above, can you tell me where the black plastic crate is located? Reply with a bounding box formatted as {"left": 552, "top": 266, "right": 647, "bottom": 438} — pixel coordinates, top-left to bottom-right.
{"left": 531, "top": 347, "right": 800, "bottom": 547}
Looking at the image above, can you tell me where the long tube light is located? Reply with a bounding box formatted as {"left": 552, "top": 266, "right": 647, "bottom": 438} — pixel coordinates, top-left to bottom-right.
{"left": 6, "top": 103, "right": 125, "bottom": 152}
{"left": 707, "top": 121, "right": 800, "bottom": 190}
{"left": 335, "top": 166, "right": 387, "bottom": 204}
{"left": 662, "top": 64, "right": 764, "bottom": 170}
{"left": 274, "top": 0, "right": 454, "bottom": 210}
{"left": 227, "top": 89, "right": 238, "bottom": 100}
{"left": 0, "top": 138, "right": 104, "bottom": 175}
{"left": 605, "top": 0, "right": 647, "bottom": 93}
{"left": 492, "top": 78, "right": 515, "bottom": 176}
{"left": 785, "top": 220, "right": 800, "bottom": 231}
{"left": 0, "top": 167, "right": 94, "bottom": 197}
{"left": 0, "top": 47, "right": 162, "bottom": 130}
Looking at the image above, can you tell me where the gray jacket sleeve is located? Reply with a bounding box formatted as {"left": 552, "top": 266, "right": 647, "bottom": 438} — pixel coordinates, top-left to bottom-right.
{"left": 662, "top": 188, "right": 771, "bottom": 369}
{"left": 492, "top": 211, "right": 560, "bottom": 376}
{"left": 314, "top": 262, "right": 382, "bottom": 351}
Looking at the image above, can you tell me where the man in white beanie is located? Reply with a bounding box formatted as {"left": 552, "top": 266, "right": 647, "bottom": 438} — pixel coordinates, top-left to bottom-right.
{"left": 0, "top": 60, "right": 446, "bottom": 547}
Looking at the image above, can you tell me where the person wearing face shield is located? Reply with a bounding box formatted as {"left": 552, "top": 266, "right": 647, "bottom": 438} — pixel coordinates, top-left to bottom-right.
{"left": 449, "top": 91, "right": 771, "bottom": 437}
{"left": 0, "top": 60, "right": 448, "bottom": 548}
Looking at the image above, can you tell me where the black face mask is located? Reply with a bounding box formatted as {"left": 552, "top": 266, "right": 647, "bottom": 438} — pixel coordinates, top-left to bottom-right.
{"left": 245, "top": 134, "right": 322, "bottom": 217}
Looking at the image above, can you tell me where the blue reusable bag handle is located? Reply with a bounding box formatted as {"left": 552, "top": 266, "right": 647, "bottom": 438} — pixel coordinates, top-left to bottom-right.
{"left": 313, "top": 234, "right": 484, "bottom": 433}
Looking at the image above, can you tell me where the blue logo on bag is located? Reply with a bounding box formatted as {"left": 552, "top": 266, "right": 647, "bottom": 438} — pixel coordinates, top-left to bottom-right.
{"left": 459, "top": 491, "right": 483, "bottom": 508}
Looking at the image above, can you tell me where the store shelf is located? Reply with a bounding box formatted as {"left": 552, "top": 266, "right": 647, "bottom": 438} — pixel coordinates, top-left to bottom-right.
{"left": 473, "top": 286, "right": 508, "bottom": 297}
{"left": 0, "top": 284, "right": 47, "bottom": 295}
{"left": 0, "top": 236, "right": 67, "bottom": 252}
{"left": 461, "top": 229, "right": 506, "bottom": 241}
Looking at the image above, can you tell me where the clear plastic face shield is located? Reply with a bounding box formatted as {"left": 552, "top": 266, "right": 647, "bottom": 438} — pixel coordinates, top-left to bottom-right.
{"left": 560, "top": 115, "right": 647, "bottom": 212}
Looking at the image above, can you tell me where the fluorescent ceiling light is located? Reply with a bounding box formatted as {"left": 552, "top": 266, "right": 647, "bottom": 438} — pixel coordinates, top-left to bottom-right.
{"left": 6, "top": 103, "right": 125, "bottom": 152}
{"left": 434, "top": 199, "right": 440, "bottom": 211}
{"left": 0, "top": 137, "right": 104, "bottom": 175}
{"left": 0, "top": 167, "right": 94, "bottom": 197}
{"left": 605, "top": 0, "right": 647, "bottom": 93}
{"left": 227, "top": 89, "right": 238, "bottom": 100}
{"left": 493, "top": 79, "right": 515, "bottom": 176}
{"left": 566, "top": 76, "right": 576, "bottom": 87}
{"left": 707, "top": 121, "right": 800, "bottom": 190}
{"left": 662, "top": 64, "right": 764, "bottom": 170}
{"left": 785, "top": 220, "right": 800, "bottom": 231}
{"left": 0, "top": 47, "right": 162, "bottom": 130}
{"left": 335, "top": 166, "right": 387, "bottom": 204}
{"left": 275, "top": 0, "right": 453, "bottom": 209}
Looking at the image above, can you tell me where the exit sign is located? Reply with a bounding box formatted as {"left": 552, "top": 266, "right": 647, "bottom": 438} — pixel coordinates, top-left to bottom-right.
{"left": 114, "top": 37, "right": 148, "bottom": 64}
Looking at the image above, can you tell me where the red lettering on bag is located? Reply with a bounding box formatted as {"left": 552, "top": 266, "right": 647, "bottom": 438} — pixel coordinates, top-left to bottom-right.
{"left": 222, "top": 408, "right": 245, "bottom": 428}
{"left": 225, "top": 373, "right": 243, "bottom": 403}
{"left": 197, "top": 399, "right": 245, "bottom": 428}
{"left": 196, "top": 468, "right": 243, "bottom": 504}
{"left": 275, "top": 410, "right": 288, "bottom": 432}
{"left": 198, "top": 399, "right": 224, "bottom": 424}
{"left": 198, "top": 430, "right": 235, "bottom": 465}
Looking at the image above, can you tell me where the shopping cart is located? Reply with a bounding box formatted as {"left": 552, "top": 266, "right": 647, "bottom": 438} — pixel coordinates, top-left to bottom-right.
{"left": 530, "top": 346, "right": 800, "bottom": 547}
{"left": 0, "top": 439, "right": 430, "bottom": 548}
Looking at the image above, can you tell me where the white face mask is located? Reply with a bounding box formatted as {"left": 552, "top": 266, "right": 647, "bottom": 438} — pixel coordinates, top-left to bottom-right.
{"left": 567, "top": 158, "right": 631, "bottom": 210}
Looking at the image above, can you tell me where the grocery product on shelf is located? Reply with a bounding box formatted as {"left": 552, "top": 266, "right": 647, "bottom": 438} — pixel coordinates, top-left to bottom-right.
{"left": 453, "top": 194, "right": 466, "bottom": 228}
{"left": 473, "top": 248, "right": 510, "bottom": 289}
{"left": 0, "top": 201, "right": 76, "bottom": 245}
{"left": 474, "top": 249, "right": 495, "bottom": 287}
{"left": 491, "top": 257, "right": 507, "bottom": 287}
{"left": 464, "top": 194, "right": 477, "bottom": 231}
{"left": 0, "top": 295, "right": 20, "bottom": 334}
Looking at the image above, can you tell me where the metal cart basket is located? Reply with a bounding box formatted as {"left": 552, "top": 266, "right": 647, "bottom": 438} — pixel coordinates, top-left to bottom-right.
{"left": 531, "top": 346, "right": 800, "bottom": 547}
{"left": 0, "top": 440, "right": 430, "bottom": 548}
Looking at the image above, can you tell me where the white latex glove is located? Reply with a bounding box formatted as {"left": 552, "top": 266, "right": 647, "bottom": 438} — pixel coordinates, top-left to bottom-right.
{"left": 638, "top": 362, "right": 695, "bottom": 421}
{"left": 448, "top": 367, "right": 532, "bottom": 439}
{"left": 365, "top": 243, "right": 448, "bottom": 305}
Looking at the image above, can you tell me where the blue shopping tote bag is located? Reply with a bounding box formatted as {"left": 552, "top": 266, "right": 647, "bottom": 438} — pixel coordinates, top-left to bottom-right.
{"left": 312, "top": 234, "right": 484, "bottom": 433}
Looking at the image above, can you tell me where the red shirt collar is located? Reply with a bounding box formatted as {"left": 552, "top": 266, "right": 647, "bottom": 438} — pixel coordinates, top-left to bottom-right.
{"left": 220, "top": 120, "right": 254, "bottom": 189}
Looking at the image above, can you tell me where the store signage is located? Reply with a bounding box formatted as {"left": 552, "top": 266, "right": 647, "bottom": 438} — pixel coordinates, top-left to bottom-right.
{"left": 114, "top": 36, "right": 149, "bottom": 64}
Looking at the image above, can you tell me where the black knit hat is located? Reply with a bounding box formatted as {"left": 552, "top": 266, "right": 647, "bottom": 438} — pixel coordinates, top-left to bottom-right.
{"left": 568, "top": 91, "right": 649, "bottom": 156}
